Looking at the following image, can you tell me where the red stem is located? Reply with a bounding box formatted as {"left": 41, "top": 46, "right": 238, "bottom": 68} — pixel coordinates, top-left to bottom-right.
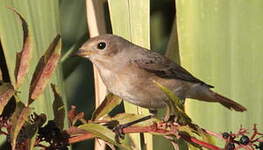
{"left": 179, "top": 133, "right": 222, "bottom": 150}
{"left": 67, "top": 124, "right": 223, "bottom": 150}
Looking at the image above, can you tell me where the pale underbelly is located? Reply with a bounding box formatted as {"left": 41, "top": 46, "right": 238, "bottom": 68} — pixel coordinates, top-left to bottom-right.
{"left": 107, "top": 78, "right": 187, "bottom": 109}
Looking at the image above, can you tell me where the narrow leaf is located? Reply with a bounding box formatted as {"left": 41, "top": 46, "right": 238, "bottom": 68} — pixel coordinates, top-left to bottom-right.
{"left": 0, "top": 82, "right": 15, "bottom": 114}
{"left": 51, "top": 83, "right": 65, "bottom": 129}
{"left": 29, "top": 35, "right": 61, "bottom": 102}
{"left": 109, "top": 113, "right": 158, "bottom": 127}
{"left": 152, "top": 80, "right": 184, "bottom": 112}
{"left": 165, "top": 19, "right": 180, "bottom": 64}
{"left": 92, "top": 93, "right": 122, "bottom": 120}
{"left": 177, "top": 124, "right": 216, "bottom": 149}
{"left": 79, "top": 123, "right": 131, "bottom": 150}
{"left": 9, "top": 8, "right": 33, "bottom": 88}
{"left": 153, "top": 80, "right": 192, "bottom": 124}
{"left": 67, "top": 126, "right": 91, "bottom": 136}
{"left": 10, "top": 102, "right": 31, "bottom": 150}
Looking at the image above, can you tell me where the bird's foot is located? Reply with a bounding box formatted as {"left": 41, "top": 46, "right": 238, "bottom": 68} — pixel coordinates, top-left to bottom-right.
{"left": 113, "top": 124, "right": 126, "bottom": 143}
{"left": 113, "top": 115, "right": 153, "bottom": 143}
{"left": 159, "top": 115, "right": 179, "bottom": 129}
{"left": 163, "top": 114, "right": 177, "bottom": 123}
{"left": 167, "top": 115, "right": 177, "bottom": 122}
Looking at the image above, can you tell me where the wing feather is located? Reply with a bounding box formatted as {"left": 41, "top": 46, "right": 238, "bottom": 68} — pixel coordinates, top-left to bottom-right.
{"left": 131, "top": 50, "right": 214, "bottom": 88}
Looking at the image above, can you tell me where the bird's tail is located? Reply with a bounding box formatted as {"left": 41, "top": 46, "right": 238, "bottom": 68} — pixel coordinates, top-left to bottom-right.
{"left": 188, "top": 86, "right": 247, "bottom": 112}
{"left": 213, "top": 92, "right": 246, "bottom": 112}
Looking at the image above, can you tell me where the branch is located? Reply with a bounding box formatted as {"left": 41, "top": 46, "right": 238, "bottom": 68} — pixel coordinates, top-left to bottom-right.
{"left": 67, "top": 122, "right": 222, "bottom": 150}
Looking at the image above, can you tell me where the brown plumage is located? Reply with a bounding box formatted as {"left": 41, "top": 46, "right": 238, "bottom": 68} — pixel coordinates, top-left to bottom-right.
{"left": 76, "top": 34, "right": 246, "bottom": 112}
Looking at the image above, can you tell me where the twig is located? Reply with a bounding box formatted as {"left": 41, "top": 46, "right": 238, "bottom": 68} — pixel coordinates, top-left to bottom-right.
{"left": 67, "top": 123, "right": 223, "bottom": 150}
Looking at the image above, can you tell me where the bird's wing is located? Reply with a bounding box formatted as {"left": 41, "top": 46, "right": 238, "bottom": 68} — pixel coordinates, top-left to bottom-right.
{"left": 131, "top": 50, "right": 214, "bottom": 88}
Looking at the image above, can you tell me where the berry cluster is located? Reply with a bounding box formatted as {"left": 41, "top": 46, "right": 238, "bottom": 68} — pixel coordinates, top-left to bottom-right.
{"left": 222, "top": 128, "right": 263, "bottom": 150}
{"left": 38, "top": 120, "right": 69, "bottom": 150}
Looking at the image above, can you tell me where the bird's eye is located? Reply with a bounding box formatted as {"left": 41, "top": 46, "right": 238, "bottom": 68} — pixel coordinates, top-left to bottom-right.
{"left": 97, "top": 42, "right": 106, "bottom": 50}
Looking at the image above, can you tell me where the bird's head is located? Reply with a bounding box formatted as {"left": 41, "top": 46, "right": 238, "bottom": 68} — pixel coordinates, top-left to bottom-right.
{"left": 76, "top": 34, "right": 131, "bottom": 62}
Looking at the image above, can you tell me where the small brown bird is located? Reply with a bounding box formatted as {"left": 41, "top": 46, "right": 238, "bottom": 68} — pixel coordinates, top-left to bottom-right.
{"left": 76, "top": 34, "right": 246, "bottom": 112}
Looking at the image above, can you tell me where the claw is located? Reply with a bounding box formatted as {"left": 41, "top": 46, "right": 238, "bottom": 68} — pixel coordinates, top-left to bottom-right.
{"left": 112, "top": 115, "right": 153, "bottom": 143}
{"left": 113, "top": 124, "right": 126, "bottom": 143}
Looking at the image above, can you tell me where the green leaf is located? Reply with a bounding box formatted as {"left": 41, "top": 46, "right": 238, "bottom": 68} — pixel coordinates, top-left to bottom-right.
{"left": 199, "top": 131, "right": 215, "bottom": 147}
{"left": 10, "top": 102, "right": 31, "bottom": 150}
{"left": 152, "top": 80, "right": 191, "bottom": 125}
{"left": 9, "top": 8, "right": 33, "bottom": 88}
{"left": 0, "top": 82, "right": 15, "bottom": 114}
{"left": 92, "top": 93, "right": 122, "bottom": 120}
{"left": 79, "top": 123, "right": 132, "bottom": 150}
{"left": 29, "top": 35, "right": 61, "bottom": 102}
{"left": 153, "top": 80, "right": 184, "bottom": 111}
{"left": 176, "top": 0, "right": 263, "bottom": 133}
{"left": 109, "top": 113, "right": 159, "bottom": 127}
{"left": 165, "top": 19, "right": 180, "bottom": 64}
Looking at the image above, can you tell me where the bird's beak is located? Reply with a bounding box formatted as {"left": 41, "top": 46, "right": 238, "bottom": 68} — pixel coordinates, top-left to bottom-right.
{"left": 75, "top": 49, "right": 94, "bottom": 57}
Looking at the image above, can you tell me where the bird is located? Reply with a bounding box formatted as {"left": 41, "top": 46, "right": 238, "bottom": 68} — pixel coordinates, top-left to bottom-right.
{"left": 76, "top": 34, "right": 246, "bottom": 113}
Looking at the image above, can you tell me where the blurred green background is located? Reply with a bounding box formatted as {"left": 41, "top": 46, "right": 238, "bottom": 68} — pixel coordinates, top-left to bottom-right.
{"left": 62, "top": 0, "right": 263, "bottom": 149}
{"left": 0, "top": 0, "right": 262, "bottom": 149}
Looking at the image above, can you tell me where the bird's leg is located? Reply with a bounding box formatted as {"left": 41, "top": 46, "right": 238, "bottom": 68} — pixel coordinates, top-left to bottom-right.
{"left": 164, "top": 99, "right": 178, "bottom": 122}
{"left": 149, "top": 109, "right": 158, "bottom": 115}
{"left": 113, "top": 115, "right": 153, "bottom": 142}
{"left": 164, "top": 98, "right": 192, "bottom": 126}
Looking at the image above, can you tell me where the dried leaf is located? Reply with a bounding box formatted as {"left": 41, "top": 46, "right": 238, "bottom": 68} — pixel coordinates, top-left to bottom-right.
{"left": 68, "top": 105, "right": 78, "bottom": 123}
{"left": 92, "top": 93, "right": 122, "bottom": 120}
{"left": 29, "top": 35, "right": 61, "bottom": 102}
{"left": 0, "top": 82, "right": 15, "bottom": 114}
{"left": 10, "top": 102, "right": 31, "bottom": 150}
{"left": 51, "top": 84, "right": 65, "bottom": 129}
{"left": 67, "top": 105, "right": 85, "bottom": 126}
{"left": 9, "top": 8, "right": 33, "bottom": 88}
{"left": 72, "top": 112, "right": 85, "bottom": 125}
{"left": 79, "top": 123, "right": 132, "bottom": 150}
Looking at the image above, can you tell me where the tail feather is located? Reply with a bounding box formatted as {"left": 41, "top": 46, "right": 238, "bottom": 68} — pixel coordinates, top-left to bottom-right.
{"left": 188, "top": 85, "right": 247, "bottom": 112}
{"left": 214, "top": 92, "right": 247, "bottom": 112}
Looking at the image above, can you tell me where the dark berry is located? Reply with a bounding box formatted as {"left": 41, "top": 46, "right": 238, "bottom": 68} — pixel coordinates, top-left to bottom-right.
{"left": 225, "top": 143, "right": 235, "bottom": 150}
{"left": 222, "top": 132, "right": 230, "bottom": 139}
{"left": 38, "top": 120, "right": 61, "bottom": 142}
{"left": 239, "top": 135, "right": 250, "bottom": 145}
